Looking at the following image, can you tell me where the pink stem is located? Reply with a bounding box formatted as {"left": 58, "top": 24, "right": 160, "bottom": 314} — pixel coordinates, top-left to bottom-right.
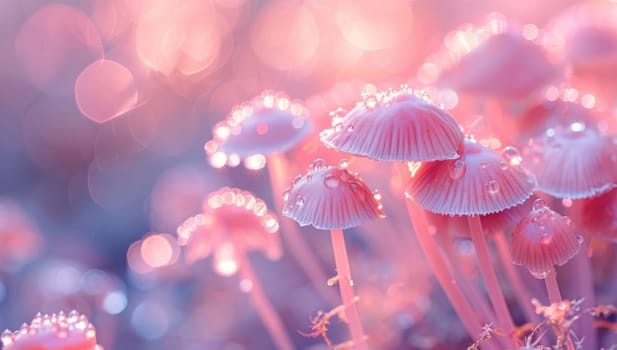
{"left": 467, "top": 215, "right": 517, "bottom": 347}
{"left": 494, "top": 231, "right": 539, "bottom": 324}
{"left": 404, "top": 198, "right": 485, "bottom": 342}
{"left": 236, "top": 248, "right": 294, "bottom": 350}
{"left": 268, "top": 153, "right": 338, "bottom": 305}
{"left": 544, "top": 270, "right": 562, "bottom": 304}
{"left": 330, "top": 229, "right": 368, "bottom": 350}
{"left": 544, "top": 271, "right": 575, "bottom": 350}
{"left": 435, "top": 232, "right": 496, "bottom": 323}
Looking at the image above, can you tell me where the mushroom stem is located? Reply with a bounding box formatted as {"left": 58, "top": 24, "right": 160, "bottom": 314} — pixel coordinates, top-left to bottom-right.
{"left": 494, "top": 231, "right": 538, "bottom": 323}
{"left": 236, "top": 247, "right": 294, "bottom": 350}
{"left": 544, "top": 271, "right": 575, "bottom": 350}
{"left": 544, "top": 270, "right": 562, "bottom": 304}
{"left": 268, "top": 153, "right": 338, "bottom": 305}
{"left": 435, "top": 232, "right": 496, "bottom": 323}
{"left": 404, "top": 198, "right": 487, "bottom": 342}
{"left": 330, "top": 229, "right": 368, "bottom": 350}
{"left": 467, "top": 215, "right": 517, "bottom": 346}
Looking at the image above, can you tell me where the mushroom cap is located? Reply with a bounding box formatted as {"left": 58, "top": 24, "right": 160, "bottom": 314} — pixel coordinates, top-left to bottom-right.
{"left": 521, "top": 124, "right": 617, "bottom": 199}
{"left": 283, "top": 161, "right": 384, "bottom": 230}
{"left": 427, "top": 196, "right": 533, "bottom": 237}
{"left": 515, "top": 99, "right": 598, "bottom": 143}
{"left": 547, "top": 2, "right": 617, "bottom": 74}
{"left": 177, "top": 187, "right": 282, "bottom": 265}
{"left": 511, "top": 200, "right": 582, "bottom": 279}
{"left": 437, "top": 31, "right": 557, "bottom": 99}
{"left": 580, "top": 188, "right": 617, "bottom": 241}
{"left": 320, "top": 88, "right": 463, "bottom": 162}
{"left": 1, "top": 311, "right": 101, "bottom": 350}
{"left": 406, "top": 141, "right": 535, "bottom": 216}
{"left": 205, "top": 91, "right": 312, "bottom": 164}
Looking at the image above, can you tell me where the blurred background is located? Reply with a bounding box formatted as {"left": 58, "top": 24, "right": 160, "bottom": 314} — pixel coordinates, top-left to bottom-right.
{"left": 0, "top": 0, "right": 596, "bottom": 349}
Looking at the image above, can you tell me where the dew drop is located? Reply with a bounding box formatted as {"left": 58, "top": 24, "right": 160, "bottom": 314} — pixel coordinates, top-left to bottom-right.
{"left": 562, "top": 216, "right": 572, "bottom": 226}
{"left": 339, "top": 159, "right": 349, "bottom": 168}
{"left": 532, "top": 198, "right": 546, "bottom": 210}
{"left": 296, "top": 197, "right": 305, "bottom": 207}
{"left": 501, "top": 146, "right": 522, "bottom": 166}
{"left": 346, "top": 125, "right": 354, "bottom": 132}
{"left": 576, "top": 234, "right": 584, "bottom": 244}
{"left": 364, "top": 95, "right": 378, "bottom": 109}
{"left": 530, "top": 269, "right": 551, "bottom": 279}
{"left": 499, "top": 161, "right": 508, "bottom": 170}
{"left": 562, "top": 198, "right": 573, "bottom": 208}
{"left": 324, "top": 174, "right": 340, "bottom": 189}
{"left": 306, "top": 174, "right": 312, "bottom": 182}
{"left": 486, "top": 180, "right": 499, "bottom": 194}
{"left": 449, "top": 159, "right": 466, "bottom": 180}
{"left": 310, "top": 158, "right": 325, "bottom": 170}
{"left": 480, "top": 161, "right": 488, "bottom": 169}
{"left": 282, "top": 189, "right": 290, "bottom": 202}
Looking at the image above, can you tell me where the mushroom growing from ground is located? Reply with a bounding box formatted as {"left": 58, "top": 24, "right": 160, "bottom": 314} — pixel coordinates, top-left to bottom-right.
{"left": 204, "top": 91, "right": 337, "bottom": 304}
{"left": 177, "top": 187, "right": 292, "bottom": 350}
{"left": 407, "top": 139, "right": 536, "bottom": 346}
{"left": 511, "top": 199, "right": 582, "bottom": 349}
{"left": 283, "top": 160, "right": 384, "bottom": 350}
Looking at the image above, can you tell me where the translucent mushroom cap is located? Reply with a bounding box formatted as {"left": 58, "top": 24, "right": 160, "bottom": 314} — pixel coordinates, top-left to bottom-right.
{"left": 1, "top": 311, "right": 102, "bottom": 350}
{"left": 427, "top": 197, "right": 532, "bottom": 237}
{"left": 204, "top": 91, "right": 312, "bottom": 168}
{"left": 406, "top": 140, "right": 535, "bottom": 215}
{"left": 320, "top": 86, "right": 463, "bottom": 162}
{"left": 425, "top": 14, "right": 557, "bottom": 99}
{"left": 546, "top": 2, "right": 617, "bottom": 72}
{"left": 282, "top": 160, "right": 385, "bottom": 230}
{"left": 511, "top": 199, "right": 582, "bottom": 279}
{"left": 176, "top": 187, "right": 282, "bottom": 273}
{"left": 522, "top": 123, "right": 617, "bottom": 199}
{"left": 516, "top": 97, "right": 598, "bottom": 142}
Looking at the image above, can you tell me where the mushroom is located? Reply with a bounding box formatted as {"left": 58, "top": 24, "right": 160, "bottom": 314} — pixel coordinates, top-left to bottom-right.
{"left": 1, "top": 311, "right": 103, "bottom": 350}
{"left": 511, "top": 199, "right": 582, "bottom": 349}
{"left": 204, "top": 91, "right": 337, "bottom": 304}
{"left": 283, "top": 161, "right": 384, "bottom": 350}
{"left": 407, "top": 139, "right": 536, "bottom": 343}
{"left": 177, "top": 187, "right": 292, "bottom": 350}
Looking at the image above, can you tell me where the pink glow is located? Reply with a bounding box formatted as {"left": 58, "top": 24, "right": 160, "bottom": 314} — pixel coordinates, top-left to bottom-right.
{"left": 75, "top": 59, "right": 138, "bottom": 123}
{"left": 15, "top": 4, "right": 103, "bottom": 95}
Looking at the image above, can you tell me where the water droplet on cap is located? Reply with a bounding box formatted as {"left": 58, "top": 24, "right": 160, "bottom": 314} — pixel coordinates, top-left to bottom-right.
{"left": 339, "top": 159, "right": 349, "bottom": 168}
{"left": 532, "top": 198, "right": 546, "bottom": 210}
{"left": 501, "top": 146, "right": 522, "bottom": 166}
{"left": 576, "top": 234, "right": 584, "bottom": 244}
{"left": 486, "top": 179, "right": 499, "bottom": 194}
{"left": 449, "top": 159, "right": 466, "bottom": 180}
{"left": 324, "top": 174, "right": 340, "bottom": 189}
{"left": 296, "top": 197, "right": 305, "bottom": 207}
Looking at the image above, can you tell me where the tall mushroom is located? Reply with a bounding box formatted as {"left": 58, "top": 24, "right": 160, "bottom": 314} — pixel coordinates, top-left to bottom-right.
{"left": 283, "top": 161, "right": 384, "bottom": 350}
{"left": 177, "top": 187, "right": 292, "bottom": 350}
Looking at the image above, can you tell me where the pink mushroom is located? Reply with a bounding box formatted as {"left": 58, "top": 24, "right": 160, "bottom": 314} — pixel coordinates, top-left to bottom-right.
{"left": 407, "top": 139, "right": 535, "bottom": 344}
{"left": 1, "top": 311, "right": 103, "bottom": 350}
{"left": 521, "top": 122, "right": 617, "bottom": 199}
{"left": 204, "top": 91, "right": 337, "bottom": 305}
{"left": 421, "top": 14, "right": 557, "bottom": 100}
{"left": 320, "top": 86, "right": 463, "bottom": 162}
{"left": 283, "top": 161, "right": 384, "bottom": 350}
{"left": 176, "top": 187, "right": 292, "bottom": 350}
{"left": 511, "top": 199, "right": 582, "bottom": 349}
